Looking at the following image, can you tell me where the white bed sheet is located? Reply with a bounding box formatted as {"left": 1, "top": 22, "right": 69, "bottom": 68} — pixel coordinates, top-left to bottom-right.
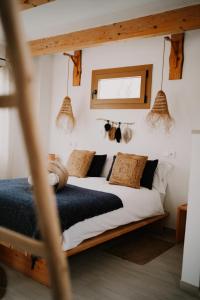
{"left": 62, "top": 177, "right": 164, "bottom": 251}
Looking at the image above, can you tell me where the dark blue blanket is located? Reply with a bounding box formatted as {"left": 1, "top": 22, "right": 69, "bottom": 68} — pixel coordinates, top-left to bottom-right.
{"left": 0, "top": 178, "right": 123, "bottom": 238}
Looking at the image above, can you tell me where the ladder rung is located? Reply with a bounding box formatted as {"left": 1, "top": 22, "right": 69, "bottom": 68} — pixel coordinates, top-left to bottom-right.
{"left": 0, "top": 227, "right": 46, "bottom": 258}
{"left": 0, "top": 94, "right": 16, "bottom": 108}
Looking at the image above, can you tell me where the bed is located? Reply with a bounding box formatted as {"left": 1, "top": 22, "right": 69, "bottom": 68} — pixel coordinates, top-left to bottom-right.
{"left": 63, "top": 176, "right": 165, "bottom": 250}
{"left": 0, "top": 175, "right": 168, "bottom": 286}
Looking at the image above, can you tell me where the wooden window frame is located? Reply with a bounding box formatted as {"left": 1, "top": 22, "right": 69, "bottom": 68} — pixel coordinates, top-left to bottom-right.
{"left": 90, "top": 64, "right": 152, "bottom": 109}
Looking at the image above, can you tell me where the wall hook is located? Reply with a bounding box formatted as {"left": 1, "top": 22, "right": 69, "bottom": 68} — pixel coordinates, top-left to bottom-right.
{"left": 63, "top": 50, "right": 82, "bottom": 86}
{"left": 165, "top": 33, "right": 184, "bottom": 80}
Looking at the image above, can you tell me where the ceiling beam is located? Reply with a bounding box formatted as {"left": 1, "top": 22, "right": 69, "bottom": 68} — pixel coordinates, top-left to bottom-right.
{"left": 20, "top": 0, "right": 54, "bottom": 11}
{"left": 29, "top": 4, "right": 200, "bottom": 56}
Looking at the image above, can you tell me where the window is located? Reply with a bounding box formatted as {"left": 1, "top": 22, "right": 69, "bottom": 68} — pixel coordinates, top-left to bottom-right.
{"left": 91, "top": 64, "right": 152, "bottom": 109}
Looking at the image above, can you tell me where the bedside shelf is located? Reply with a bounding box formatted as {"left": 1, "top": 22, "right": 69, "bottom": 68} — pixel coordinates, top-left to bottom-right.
{"left": 176, "top": 204, "right": 187, "bottom": 243}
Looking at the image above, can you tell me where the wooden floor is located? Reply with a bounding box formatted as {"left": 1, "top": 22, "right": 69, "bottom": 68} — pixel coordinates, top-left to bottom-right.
{"left": 0, "top": 232, "right": 197, "bottom": 300}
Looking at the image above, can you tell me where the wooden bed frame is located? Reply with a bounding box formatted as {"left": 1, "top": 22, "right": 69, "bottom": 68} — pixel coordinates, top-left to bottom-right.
{"left": 0, "top": 212, "right": 168, "bottom": 286}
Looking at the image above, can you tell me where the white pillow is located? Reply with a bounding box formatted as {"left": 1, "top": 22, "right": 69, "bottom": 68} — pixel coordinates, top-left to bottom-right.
{"left": 153, "top": 161, "right": 173, "bottom": 195}
{"left": 101, "top": 155, "right": 113, "bottom": 177}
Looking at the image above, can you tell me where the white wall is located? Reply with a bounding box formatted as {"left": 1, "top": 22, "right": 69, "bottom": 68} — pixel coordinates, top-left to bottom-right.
{"left": 47, "top": 30, "right": 200, "bottom": 228}
{"left": 8, "top": 55, "right": 54, "bottom": 178}
{"left": 181, "top": 130, "right": 200, "bottom": 288}
{"left": 34, "top": 55, "right": 54, "bottom": 153}
{"left": 10, "top": 29, "right": 200, "bottom": 228}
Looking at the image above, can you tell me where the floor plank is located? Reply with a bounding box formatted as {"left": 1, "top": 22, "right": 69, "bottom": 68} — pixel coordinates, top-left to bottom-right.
{"left": 0, "top": 237, "right": 198, "bottom": 300}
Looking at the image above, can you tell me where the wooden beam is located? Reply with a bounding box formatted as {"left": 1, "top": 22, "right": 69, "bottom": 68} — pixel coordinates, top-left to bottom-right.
{"left": 20, "top": 0, "right": 54, "bottom": 11}
{"left": 29, "top": 4, "right": 200, "bottom": 56}
{"left": 168, "top": 33, "right": 184, "bottom": 80}
{"left": 0, "top": 244, "right": 50, "bottom": 286}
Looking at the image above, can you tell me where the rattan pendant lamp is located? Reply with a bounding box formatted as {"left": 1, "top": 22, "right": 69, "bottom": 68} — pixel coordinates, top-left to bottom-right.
{"left": 56, "top": 57, "right": 75, "bottom": 133}
{"left": 147, "top": 37, "right": 174, "bottom": 132}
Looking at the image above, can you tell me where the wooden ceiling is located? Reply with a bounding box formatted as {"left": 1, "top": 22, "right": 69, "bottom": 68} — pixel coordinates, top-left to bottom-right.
{"left": 20, "top": 0, "right": 54, "bottom": 11}
{"left": 29, "top": 4, "right": 200, "bottom": 56}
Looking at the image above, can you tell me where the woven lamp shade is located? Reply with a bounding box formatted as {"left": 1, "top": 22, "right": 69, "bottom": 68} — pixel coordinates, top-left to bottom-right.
{"left": 147, "top": 90, "right": 173, "bottom": 132}
{"left": 56, "top": 96, "right": 75, "bottom": 133}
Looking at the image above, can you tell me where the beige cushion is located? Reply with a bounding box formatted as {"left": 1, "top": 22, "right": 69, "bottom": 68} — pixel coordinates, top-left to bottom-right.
{"left": 67, "top": 150, "right": 96, "bottom": 177}
{"left": 109, "top": 152, "right": 148, "bottom": 188}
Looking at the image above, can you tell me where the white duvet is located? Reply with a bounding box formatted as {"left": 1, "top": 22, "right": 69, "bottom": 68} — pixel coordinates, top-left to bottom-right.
{"left": 62, "top": 177, "right": 164, "bottom": 251}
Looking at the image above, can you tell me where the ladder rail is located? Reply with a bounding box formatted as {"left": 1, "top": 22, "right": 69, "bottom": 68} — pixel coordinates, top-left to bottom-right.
{"left": 0, "top": 227, "right": 46, "bottom": 258}
{"left": 0, "top": 1, "right": 72, "bottom": 299}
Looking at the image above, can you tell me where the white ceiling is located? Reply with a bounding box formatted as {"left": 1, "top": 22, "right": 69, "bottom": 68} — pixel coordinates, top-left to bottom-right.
{"left": 1, "top": 0, "right": 200, "bottom": 42}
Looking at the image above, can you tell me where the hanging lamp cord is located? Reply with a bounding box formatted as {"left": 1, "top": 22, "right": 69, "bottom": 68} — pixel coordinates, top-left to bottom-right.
{"left": 66, "top": 57, "right": 70, "bottom": 96}
{"left": 161, "top": 38, "right": 166, "bottom": 91}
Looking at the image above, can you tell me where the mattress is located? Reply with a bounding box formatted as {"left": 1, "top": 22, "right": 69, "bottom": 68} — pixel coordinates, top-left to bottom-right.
{"left": 62, "top": 177, "right": 164, "bottom": 250}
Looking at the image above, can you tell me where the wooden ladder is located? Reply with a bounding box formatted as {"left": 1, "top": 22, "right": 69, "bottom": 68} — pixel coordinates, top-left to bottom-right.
{"left": 0, "top": 1, "right": 72, "bottom": 299}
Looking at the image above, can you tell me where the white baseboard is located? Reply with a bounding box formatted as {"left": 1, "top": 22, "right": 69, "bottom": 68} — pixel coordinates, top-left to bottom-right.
{"left": 180, "top": 280, "right": 200, "bottom": 298}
